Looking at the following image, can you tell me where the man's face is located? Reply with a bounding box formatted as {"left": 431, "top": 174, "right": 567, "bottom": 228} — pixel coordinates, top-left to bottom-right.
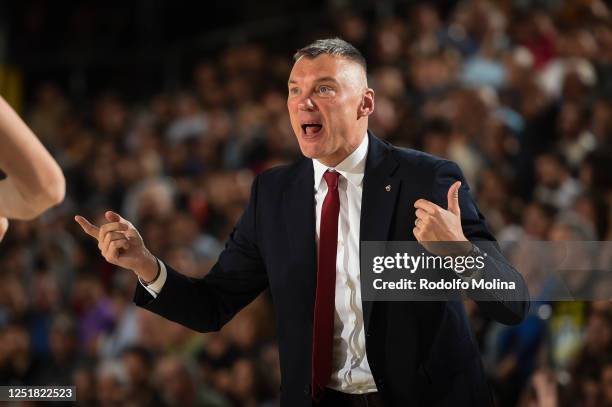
{"left": 287, "top": 54, "right": 374, "bottom": 166}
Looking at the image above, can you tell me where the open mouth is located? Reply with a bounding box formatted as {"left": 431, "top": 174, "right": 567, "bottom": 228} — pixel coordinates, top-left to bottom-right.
{"left": 300, "top": 123, "right": 324, "bottom": 138}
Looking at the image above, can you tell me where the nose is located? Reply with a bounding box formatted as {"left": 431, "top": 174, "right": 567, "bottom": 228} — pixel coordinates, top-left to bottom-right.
{"left": 297, "top": 95, "right": 316, "bottom": 111}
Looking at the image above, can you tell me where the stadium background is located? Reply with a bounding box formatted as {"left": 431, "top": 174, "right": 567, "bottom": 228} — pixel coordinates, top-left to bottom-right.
{"left": 0, "top": 0, "right": 611, "bottom": 406}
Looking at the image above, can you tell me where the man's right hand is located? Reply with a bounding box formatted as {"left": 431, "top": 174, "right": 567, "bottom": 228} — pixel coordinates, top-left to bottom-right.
{"left": 74, "top": 211, "right": 159, "bottom": 282}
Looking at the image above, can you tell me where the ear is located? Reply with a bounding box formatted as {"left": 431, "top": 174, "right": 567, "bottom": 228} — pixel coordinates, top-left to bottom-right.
{"left": 358, "top": 88, "right": 375, "bottom": 118}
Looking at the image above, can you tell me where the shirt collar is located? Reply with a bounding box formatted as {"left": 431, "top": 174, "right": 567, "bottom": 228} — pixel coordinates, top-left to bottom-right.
{"left": 313, "top": 132, "right": 369, "bottom": 190}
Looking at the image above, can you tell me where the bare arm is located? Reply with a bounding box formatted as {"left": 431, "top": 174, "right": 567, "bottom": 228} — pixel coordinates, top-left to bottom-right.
{"left": 0, "top": 96, "right": 65, "bottom": 220}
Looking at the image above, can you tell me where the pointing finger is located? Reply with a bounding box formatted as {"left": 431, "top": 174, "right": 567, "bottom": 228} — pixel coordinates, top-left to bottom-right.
{"left": 74, "top": 215, "right": 100, "bottom": 239}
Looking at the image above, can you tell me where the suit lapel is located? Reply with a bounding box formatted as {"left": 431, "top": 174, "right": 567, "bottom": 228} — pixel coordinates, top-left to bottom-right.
{"left": 282, "top": 158, "right": 317, "bottom": 312}
{"left": 360, "top": 132, "right": 400, "bottom": 331}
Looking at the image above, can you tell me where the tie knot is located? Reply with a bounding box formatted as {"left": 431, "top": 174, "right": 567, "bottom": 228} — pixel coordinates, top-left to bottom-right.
{"left": 323, "top": 170, "right": 339, "bottom": 190}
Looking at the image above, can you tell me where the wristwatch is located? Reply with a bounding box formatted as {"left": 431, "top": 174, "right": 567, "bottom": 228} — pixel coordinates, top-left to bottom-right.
{"left": 459, "top": 243, "right": 482, "bottom": 278}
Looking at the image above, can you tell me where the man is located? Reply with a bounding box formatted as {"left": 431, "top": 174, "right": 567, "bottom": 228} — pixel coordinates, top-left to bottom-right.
{"left": 76, "top": 38, "right": 529, "bottom": 406}
{"left": 0, "top": 95, "right": 66, "bottom": 242}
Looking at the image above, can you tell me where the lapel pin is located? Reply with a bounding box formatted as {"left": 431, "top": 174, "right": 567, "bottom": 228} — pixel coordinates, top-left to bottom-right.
{"left": 385, "top": 185, "right": 391, "bottom": 192}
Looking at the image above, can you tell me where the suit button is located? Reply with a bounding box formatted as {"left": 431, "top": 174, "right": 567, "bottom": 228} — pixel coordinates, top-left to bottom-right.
{"left": 303, "top": 384, "right": 311, "bottom": 395}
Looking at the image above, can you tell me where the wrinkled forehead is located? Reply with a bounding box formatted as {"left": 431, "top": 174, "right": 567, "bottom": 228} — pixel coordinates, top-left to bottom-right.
{"left": 289, "top": 54, "right": 367, "bottom": 86}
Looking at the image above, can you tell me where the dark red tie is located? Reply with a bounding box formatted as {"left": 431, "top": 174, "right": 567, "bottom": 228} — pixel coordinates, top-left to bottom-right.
{"left": 312, "top": 170, "right": 340, "bottom": 401}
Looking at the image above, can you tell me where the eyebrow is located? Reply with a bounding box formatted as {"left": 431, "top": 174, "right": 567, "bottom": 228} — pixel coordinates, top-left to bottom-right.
{"left": 288, "top": 76, "right": 340, "bottom": 85}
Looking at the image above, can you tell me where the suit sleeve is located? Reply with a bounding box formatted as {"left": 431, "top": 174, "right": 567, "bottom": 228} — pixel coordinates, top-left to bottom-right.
{"left": 132, "top": 174, "right": 268, "bottom": 333}
{"left": 432, "top": 161, "right": 530, "bottom": 325}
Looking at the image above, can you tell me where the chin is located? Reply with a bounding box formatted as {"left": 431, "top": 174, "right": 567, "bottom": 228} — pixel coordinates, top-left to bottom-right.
{"left": 298, "top": 143, "right": 330, "bottom": 160}
{"left": 298, "top": 147, "right": 318, "bottom": 159}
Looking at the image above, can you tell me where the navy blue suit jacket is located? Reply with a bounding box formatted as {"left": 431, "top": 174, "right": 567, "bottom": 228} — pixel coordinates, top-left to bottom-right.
{"left": 133, "top": 132, "right": 529, "bottom": 406}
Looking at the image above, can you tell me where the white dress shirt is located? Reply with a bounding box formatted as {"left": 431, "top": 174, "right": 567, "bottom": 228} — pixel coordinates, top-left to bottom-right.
{"left": 311, "top": 133, "right": 376, "bottom": 394}
{"left": 139, "top": 133, "right": 376, "bottom": 394}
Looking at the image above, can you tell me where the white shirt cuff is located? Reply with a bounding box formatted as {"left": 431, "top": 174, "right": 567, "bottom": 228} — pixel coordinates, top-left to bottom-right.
{"left": 138, "top": 259, "right": 167, "bottom": 298}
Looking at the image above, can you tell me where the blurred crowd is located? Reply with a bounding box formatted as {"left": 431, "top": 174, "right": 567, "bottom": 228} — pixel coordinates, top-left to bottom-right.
{"left": 1, "top": 0, "right": 612, "bottom": 406}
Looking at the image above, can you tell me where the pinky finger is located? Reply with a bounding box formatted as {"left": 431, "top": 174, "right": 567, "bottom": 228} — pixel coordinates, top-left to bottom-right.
{"left": 413, "top": 227, "right": 421, "bottom": 240}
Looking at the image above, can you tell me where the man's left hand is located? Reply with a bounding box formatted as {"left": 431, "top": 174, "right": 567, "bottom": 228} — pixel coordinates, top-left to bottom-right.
{"left": 413, "top": 181, "right": 471, "bottom": 256}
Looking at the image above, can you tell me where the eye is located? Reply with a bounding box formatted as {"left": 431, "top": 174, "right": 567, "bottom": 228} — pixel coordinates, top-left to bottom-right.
{"left": 288, "top": 87, "right": 299, "bottom": 96}
{"left": 318, "top": 85, "right": 333, "bottom": 94}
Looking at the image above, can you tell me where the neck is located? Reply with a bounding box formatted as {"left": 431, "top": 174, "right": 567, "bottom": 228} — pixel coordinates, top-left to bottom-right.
{"left": 318, "top": 155, "right": 346, "bottom": 167}
{"left": 317, "top": 131, "right": 366, "bottom": 167}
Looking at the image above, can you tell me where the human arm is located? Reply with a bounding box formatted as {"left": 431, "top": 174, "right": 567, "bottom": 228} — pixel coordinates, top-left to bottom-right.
{"left": 132, "top": 174, "right": 268, "bottom": 332}
{"left": 75, "top": 175, "right": 268, "bottom": 333}
{"left": 414, "top": 161, "right": 530, "bottom": 324}
{"left": 0, "top": 96, "right": 65, "bottom": 220}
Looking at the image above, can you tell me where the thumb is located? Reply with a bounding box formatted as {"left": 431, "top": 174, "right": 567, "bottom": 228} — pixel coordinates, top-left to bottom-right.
{"left": 105, "top": 211, "right": 123, "bottom": 223}
{"left": 447, "top": 181, "right": 461, "bottom": 216}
